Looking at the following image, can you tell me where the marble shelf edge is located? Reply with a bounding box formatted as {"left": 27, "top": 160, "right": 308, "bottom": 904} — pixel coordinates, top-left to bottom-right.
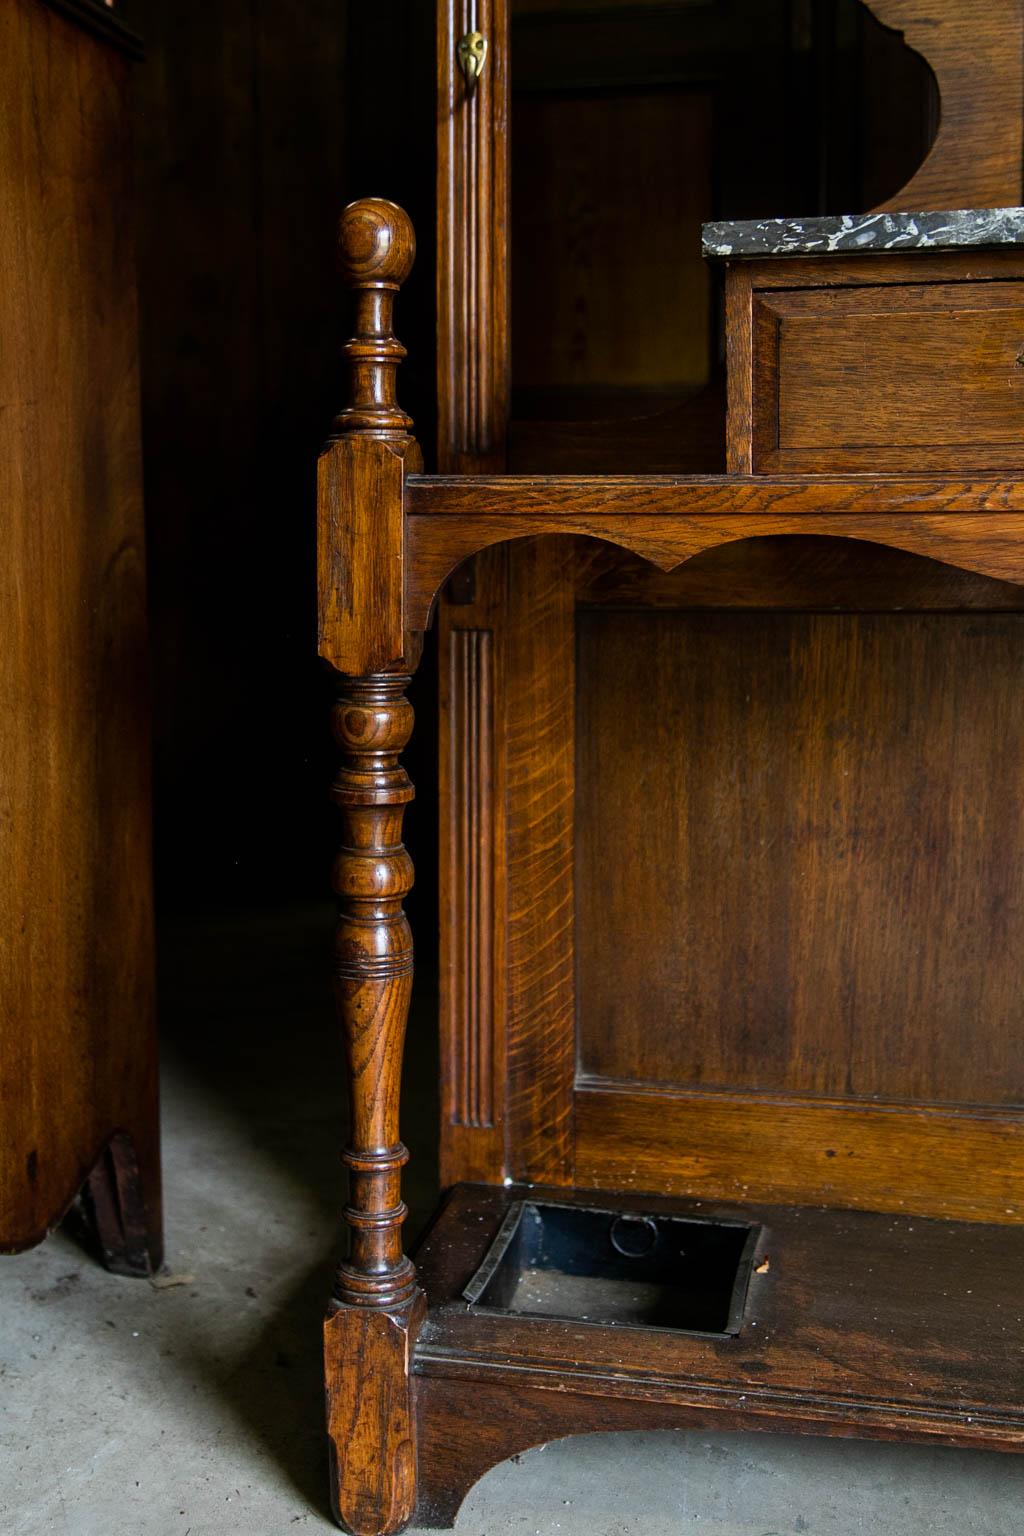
{"left": 702, "top": 206, "right": 1024, "bottom": 259}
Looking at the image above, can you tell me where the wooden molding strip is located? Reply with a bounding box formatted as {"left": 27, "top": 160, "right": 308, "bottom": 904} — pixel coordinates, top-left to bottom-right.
{"left": 405, "top": 495, "right": 1024, "bottom": 636}
{"left": 576, "top": 1085, "right": 1023, "bottom": 1225}
{"left": 446, "top": 628, "right": 495, "bottom": 1130}
{"left": 437, "top": 0, "right": 510, "bottom": 471}
{"left": 408, "top": 474, "right": 1024, "bottom": 520}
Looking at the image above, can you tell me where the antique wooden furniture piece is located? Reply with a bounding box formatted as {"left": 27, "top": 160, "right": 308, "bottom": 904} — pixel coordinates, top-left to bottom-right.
{"left": 318, "top": 4, "right": 1024, "bottom": 1533}
{"left": 0, "top": 0, "right": 161, "bottom": 1278}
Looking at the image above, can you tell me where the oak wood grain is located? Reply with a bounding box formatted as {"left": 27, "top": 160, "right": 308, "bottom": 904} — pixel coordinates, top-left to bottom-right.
{"left": 337, "top": 8, "right": 1024, "bottom": 1511}
{"left": 575, "top": 534, "right": 1024, "bottom": 612}
{"left": 325, "top": 1293, "right": 426, "bottom": 1536}
{"left": 408, "top": 473, "right": 1024, "bottom": 519}
{"left": 576, "top": 1088, "right": 1022, "bottom": 1226}
{"left": 0, "top": 0, "right": 160, "bottom": 1270}
{"left": 866, "top": 0, "right": 1024, "bottom": 213}
{"left": 330, "top": 677, "right": 419, "bottom": 1311}
{"left": 318, "top": 200, "right": 422, "bottom": 678}
{"left": 463, "top": 538, "right": 1024, "bottom": 1237}
{"left": 575, "top": 609, "right": 1024, "bottom": 1110}
{"left": 757, "top": 281, "right": 1024, "bottom": 473}
{"left": 412, "top": 1180, "right": 1024, "bottom": 1523}
{"left": 414, "top": 1367, "right": 1019, "bottom": 1533}
{"left": 318, "top": 437, "right": 410, "bottom": 677}
{"left": 726, "top": 252, "right": 1024, "bottom": 475}
{"left": 321, "top": 201, "right": 426, "bottom": 1534}
{"left": 416, "top": 1182, "right": 1024, "bottom": 1421}
{"left": 406, "top": 491, "right": 1024, "bottom": 636}
{"left": 503, "top": 540, "right": 576, "bottom": 1185}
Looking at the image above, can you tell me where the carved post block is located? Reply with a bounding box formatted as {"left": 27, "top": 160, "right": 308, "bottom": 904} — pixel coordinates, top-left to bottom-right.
{"left": 321, "top": 199, "right": 425, "bottom": 1536}
{"left": 325, "top": 1297, "right": 425, "bottom": 1536}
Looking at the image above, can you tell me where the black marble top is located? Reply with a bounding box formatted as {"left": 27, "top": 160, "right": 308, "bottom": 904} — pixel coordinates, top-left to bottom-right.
{"left": 702, "top": 207, "right": 1024, "bottom": 259}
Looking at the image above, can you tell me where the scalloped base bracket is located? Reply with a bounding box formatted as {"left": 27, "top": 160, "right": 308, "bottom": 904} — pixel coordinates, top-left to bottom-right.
{"left": 325, "top": 1290, "right": 427, "bottom": 1536}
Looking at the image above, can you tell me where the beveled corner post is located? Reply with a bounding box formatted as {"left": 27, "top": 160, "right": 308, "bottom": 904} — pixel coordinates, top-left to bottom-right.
{"left": 318, "top": 199, "right": 425, "bottom": 1536}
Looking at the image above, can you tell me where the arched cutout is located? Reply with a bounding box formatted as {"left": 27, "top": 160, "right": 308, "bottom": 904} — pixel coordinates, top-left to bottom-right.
{"left": 577, "top": 530, "right": 1024, "bottom": 612}
{"left": 410, "top": 508, "right": 1024, "bottom": 638}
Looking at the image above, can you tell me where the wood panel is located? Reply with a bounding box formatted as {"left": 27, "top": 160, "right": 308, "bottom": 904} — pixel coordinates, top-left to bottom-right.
{"left": 511, "top": 88, "right": 712, "bottom": 403}
{"left": 576, "top": 608, "right": 1024, "bottom": 1108}
{"left": 763, "top": 282, "right": 1024, "bottom": 472}
{"left": 507, "top": 381, "right": 726, "bottom": 476}
{"left": 318, "top": 437, "right": 410, "bottom": 676}
{"left": 726, "top": 251, "right": 1024, "bottom": 476}
{"left": 576, "top": 1088, "right": 1022, "bottom": 1224}
{"left": 503, "top": 540, "right": 576, "bottom": 1184}
{"left": 866, "top": 0, "right": 1024, "bottom": 213}
{"left": 0, "top": 0, "right": 159, "bottom": 1260}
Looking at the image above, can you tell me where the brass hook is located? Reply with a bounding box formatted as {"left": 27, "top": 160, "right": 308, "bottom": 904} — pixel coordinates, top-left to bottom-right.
{"left": 457, "top": 31, "right": 488, "bottom": 90}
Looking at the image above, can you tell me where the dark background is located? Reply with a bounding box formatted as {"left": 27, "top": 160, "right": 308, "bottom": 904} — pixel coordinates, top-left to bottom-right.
{"left": 123, "top": 0, "right": 935, "bottom": 1293}
{"left": 131, "top": 0, "right": 934, "bottom": 938}
{"left": 132, "top": 2, "right": 438, "bottom": 924}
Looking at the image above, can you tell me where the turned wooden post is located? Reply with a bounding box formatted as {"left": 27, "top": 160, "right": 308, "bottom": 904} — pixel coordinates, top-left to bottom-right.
{"left": 321, "top": 200, "right": 425, "bottom": 1536}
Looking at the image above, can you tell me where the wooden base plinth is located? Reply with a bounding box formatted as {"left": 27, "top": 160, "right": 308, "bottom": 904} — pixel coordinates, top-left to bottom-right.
{"left": 325, "top": 1291, "right": 427, "bottom": 1536}
{"left": 408, "top": 1182, "right": 1024, "bottom": 1531}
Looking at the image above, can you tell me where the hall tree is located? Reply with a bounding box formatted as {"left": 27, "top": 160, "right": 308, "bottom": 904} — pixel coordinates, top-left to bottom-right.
{"left": 319, "top": 3, "right": 1024, "bottom": 1532}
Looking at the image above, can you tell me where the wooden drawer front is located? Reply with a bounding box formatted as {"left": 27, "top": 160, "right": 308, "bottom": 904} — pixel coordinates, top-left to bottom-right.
{"left": 750, "top": 281, "right": 1024, "bottom": 472}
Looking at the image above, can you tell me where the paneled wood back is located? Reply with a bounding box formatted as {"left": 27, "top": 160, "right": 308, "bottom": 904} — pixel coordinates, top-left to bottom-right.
{"left": 439, "top": 536, "right": 1024, "bottom": 1224}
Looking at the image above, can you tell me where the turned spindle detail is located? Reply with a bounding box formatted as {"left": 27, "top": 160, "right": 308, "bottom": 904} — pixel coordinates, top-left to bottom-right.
{"left": 322, "top": 199, "right": 423, "bottom": 1536}
{"left": 331, "top": 197, "right": 417, "bottom": 443}
{"left": 331, "top": 676, "right": 417, "bottom": 1311}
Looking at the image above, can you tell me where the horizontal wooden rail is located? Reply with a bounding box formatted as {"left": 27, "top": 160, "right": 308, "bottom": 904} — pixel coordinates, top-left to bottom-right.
{"left": 406, "top": 474, "right": 1024, "bottom": 519}
{"left": 404, "top": 474, "right": 1024, "bottom": 633}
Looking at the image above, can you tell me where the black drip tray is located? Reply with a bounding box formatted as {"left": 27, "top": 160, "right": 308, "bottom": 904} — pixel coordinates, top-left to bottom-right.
{"left": 462, "top": 1200, "right": 761, "bottom": 1337}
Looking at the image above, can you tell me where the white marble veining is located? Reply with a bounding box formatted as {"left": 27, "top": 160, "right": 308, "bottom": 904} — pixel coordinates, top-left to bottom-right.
{"left": 702, "top": 207, "right": 1024, "bottom": 258}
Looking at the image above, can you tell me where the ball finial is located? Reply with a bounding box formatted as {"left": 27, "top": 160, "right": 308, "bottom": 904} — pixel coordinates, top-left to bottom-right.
{"left": 330, "top": 198, "right": 416, "bottom": 441}
{"left": 338, "top": 198, "right": 416, "bottom": 288}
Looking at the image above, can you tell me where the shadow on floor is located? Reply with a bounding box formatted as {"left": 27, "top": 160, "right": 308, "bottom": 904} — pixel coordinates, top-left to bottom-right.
{"left": 152, "top": 901, "right": 440, "bottom": 1517}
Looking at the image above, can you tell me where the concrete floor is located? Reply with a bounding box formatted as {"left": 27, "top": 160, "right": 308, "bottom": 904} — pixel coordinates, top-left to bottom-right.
{"left": 1, "top": 906, "right": 1021, "bottom": 1535}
